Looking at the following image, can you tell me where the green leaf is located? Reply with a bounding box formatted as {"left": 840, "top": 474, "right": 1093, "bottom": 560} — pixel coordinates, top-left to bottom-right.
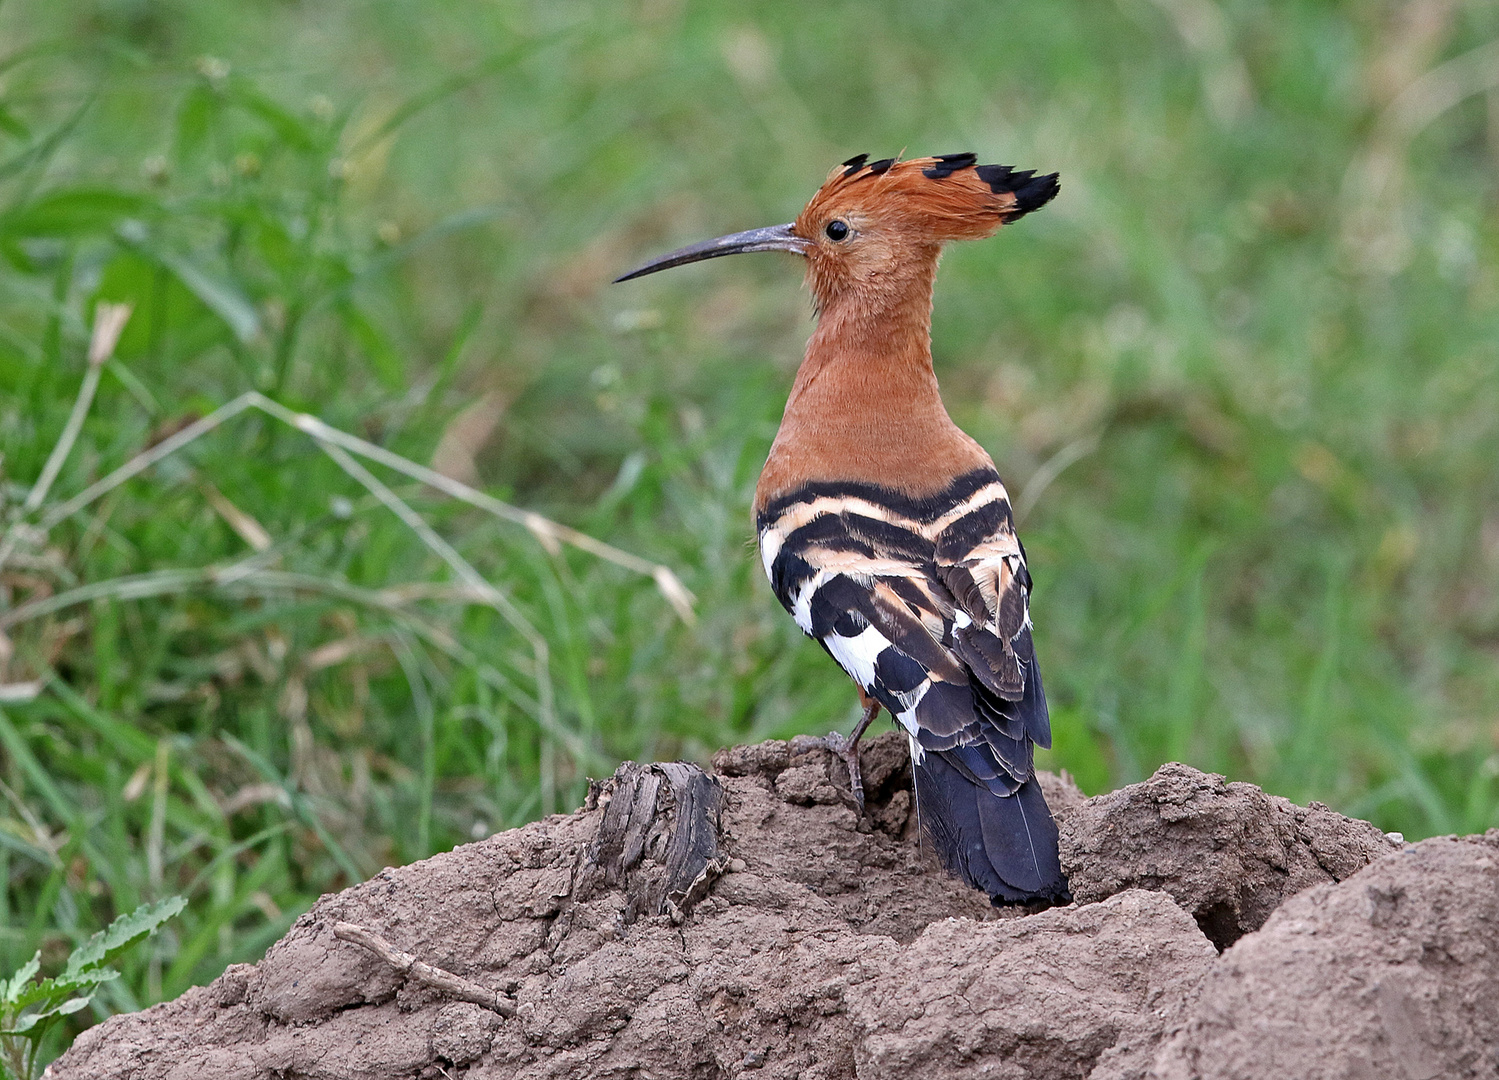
{"left": 229, "top": 82, "right": 318, "bottom": 152}
{"left": 0, "top": 953, "right": 39, "bottom": 1006}
{"left": 338, "top": 300, "right": 404, "bottom": 391}
{"left": 154, "top": 252, "right": 261, "bottom": 342}
{"left": 3, "top": 992, "right": 96, "bottom": 1036}
{"left": 0, "top": 188, "right": 153, "bottom": 240}
{"left": 0, "top": 104, "right": 30, "bottom": 140}
{"left": 65, "top": 896, "right": 187, "bottom": 977}
{"left": 174, "top": 84, "right": 218, "bottom": 163}
{"left": 0, "top": 822, "right": 61, "bottom": 870}
{"left": 6, "top": 968, "right": 115, "bottom": 1013}
{"left": 0, "top": 37, "right": 72, "bottom": 81}
{"left": 0, "top": 95, "right": 91, "bottom": 184}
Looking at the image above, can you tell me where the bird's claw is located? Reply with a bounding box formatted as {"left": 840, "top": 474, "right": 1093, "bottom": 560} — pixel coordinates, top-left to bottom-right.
{"left": 808, "top": 730, "right": 866, "bottom": 812}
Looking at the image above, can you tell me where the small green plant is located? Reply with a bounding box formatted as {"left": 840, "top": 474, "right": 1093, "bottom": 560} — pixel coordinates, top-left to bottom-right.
{"left": 0, "top": 897, "right": 186, "bottom": 1080}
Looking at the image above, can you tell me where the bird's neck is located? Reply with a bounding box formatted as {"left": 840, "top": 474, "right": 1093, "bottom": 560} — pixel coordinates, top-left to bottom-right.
{"left": 807, "top": 260, "right": 938, "bottom": 367}
{"left": 754, "top": 259, "right": 992, "bottom": 508}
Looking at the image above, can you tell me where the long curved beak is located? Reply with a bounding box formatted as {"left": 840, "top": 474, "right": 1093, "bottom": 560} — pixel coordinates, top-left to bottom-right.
{"left": 614, "top": 223, "right": 810, "bottom": 283}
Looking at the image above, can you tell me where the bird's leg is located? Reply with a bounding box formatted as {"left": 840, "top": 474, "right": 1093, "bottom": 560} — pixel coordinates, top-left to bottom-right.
{"left": 812, "top": 693, "right": 881, "bottom": 812}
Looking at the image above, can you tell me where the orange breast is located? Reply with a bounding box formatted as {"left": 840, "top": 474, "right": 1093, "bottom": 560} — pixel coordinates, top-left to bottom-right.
{"left": 753, "top": 339, "right": 993, "bottom": 512}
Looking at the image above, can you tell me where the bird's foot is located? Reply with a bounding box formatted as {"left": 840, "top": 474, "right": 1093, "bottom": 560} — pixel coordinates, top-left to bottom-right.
{"left": 800, "top": 730, "right": 866, "bottom": 812}
{"left": 792, "top": 701, "right": 879, "bottom": 813}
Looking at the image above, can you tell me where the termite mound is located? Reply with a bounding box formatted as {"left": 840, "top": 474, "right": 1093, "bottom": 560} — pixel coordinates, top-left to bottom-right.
{"left": 49, "top": 733, "right": 1498, "bottom": 1080}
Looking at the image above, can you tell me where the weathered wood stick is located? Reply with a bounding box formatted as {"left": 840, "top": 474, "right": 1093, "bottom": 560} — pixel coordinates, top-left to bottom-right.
{"left": 332, "top": 921, "right": 516, "bottom": 1018}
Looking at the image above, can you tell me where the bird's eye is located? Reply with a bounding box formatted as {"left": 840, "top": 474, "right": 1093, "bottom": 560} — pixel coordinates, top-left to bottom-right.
{"left": 825, "top": 220, "right": 850, "bottom": 242}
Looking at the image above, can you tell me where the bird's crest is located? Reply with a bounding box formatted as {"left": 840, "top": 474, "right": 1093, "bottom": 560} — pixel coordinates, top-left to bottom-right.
{"left": 797, "top": 152, "right": 1058, "bottom": 243}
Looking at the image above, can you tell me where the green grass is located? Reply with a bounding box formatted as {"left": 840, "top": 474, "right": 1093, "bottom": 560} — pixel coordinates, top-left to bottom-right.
{"left": 1, "top": 0, "right": 1497, "bottom": 1063}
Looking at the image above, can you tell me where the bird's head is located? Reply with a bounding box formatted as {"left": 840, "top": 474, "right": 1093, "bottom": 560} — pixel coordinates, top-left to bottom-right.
{"left": 616, "top": 153, "right": 1058, "bottom": 315}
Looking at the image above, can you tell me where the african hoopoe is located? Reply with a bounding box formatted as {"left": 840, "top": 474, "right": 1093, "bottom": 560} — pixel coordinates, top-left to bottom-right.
{"left": 618, "top": 153, "right": 1069, "bottom": 906}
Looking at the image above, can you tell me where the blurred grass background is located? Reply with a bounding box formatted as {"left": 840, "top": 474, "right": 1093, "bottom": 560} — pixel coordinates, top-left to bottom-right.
{"left": 0, "top": 0, "right": 1496, "bottom": 1061}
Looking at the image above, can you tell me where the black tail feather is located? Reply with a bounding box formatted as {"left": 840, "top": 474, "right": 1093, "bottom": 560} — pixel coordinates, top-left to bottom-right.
{"left": 914, "top": 749, "right": 1069, "bottom": 906}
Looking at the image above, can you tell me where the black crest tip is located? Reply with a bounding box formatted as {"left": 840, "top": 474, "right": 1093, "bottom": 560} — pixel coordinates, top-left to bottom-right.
{"left": 841, "top": 153, "right": 870, "bottom": 177}
{"left": 866, "top": 157, "right": 896, "bottom": 176}
{"left": 1008, "top": 171, "right": 1060, "bottom": 219}
{"left": 922, "top": 151, "right": 978, "bottom": 179}
{"left": 975, "top": 164, "right": 1060, "bottom": 221}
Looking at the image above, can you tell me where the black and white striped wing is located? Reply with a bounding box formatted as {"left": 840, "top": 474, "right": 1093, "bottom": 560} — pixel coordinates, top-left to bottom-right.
{"left": 932, "top": 479, "right": 1052, "bottom": 759}
{"left": 756, "top": 472, "right": 1050, "bottom": 797}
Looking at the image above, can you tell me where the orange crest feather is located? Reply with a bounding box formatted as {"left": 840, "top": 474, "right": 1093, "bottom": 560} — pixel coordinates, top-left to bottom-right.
{"left": 796, "top": 153, "right": 1058, "bottom": 244}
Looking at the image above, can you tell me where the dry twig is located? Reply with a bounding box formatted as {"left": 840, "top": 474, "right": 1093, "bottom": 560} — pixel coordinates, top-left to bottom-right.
{"left": 332, "top": 921, "right": 516, "bottom": 1018}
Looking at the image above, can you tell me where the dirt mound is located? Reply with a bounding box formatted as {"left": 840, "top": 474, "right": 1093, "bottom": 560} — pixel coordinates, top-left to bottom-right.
{"left": 1152, "top": 832, "right": 1499, "bottom": 1080}
{"left": 45, "top": 736, "right": 1496, "bottom": 1080}
{"left": 1058, "top": 760, "right": 1399, "bottom": 948}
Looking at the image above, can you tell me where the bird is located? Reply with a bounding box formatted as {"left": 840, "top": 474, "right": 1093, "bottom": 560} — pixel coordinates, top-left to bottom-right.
{"left": 616, "top": 152, "right": 1069, "bottom": 907}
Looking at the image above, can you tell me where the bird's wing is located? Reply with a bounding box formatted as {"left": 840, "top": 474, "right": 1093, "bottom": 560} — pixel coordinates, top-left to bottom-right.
{"left": 930, "top": 476, "right": 1051, "bottom": 751}
{"left": 757, "top": 473, "right": 1048, "bottom": 795}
